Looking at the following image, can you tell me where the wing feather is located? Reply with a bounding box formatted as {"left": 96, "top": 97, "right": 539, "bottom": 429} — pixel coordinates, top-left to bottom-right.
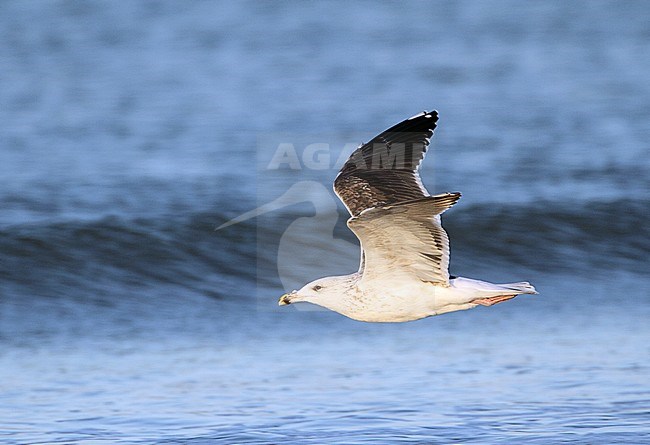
{"left": 347, "top": 193, "right": 461, "bottom": 285}
{"left": 334, "top": 110, "right": 439, "bottom": 216}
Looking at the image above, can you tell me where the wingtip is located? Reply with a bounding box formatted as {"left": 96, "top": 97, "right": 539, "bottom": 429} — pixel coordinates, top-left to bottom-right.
{"left": 437, "top": 191, "right": 462, "bottom": 203}
{"left": 407, "top": 109, "right": 439, "bottom": 121}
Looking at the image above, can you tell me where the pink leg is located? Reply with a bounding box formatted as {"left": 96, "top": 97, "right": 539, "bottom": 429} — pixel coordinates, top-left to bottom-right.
{"left": 474, "top": 294, "right": 517, "bottom": 307}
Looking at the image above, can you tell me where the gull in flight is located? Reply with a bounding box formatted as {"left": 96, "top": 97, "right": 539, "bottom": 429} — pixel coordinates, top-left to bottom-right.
{"left": 279, "top": 110, "right": 537, "bottom": 322}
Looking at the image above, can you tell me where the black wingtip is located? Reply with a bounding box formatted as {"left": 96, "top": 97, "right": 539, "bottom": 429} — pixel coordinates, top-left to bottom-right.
{"left": 386, "top": 109, "right": 439, "bottom": 135}
{"left": 408, "top": 109, "right": 439, "bottom": 121}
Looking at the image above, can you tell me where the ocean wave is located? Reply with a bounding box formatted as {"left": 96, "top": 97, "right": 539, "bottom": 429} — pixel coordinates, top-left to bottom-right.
{"left": 0, "top": 211, "right": 258, "bottom": 301}
{"left": 445, "top": 197, "right": 649, "bottom": 275}
{"left": 0, "top": 198, "right": 646, "bottom": 301}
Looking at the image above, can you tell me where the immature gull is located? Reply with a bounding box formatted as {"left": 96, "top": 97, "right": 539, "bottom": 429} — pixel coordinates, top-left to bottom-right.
{"left": 279, "top": 110, "right": 537, "bottom": 322}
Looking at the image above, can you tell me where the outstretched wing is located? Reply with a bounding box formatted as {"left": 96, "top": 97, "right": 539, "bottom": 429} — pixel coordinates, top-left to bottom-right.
{"left": 347, "top": 192, "right": 461, "bottom": 285}
{"left": 334, "top": 110, "right": 438, "bottom": 217}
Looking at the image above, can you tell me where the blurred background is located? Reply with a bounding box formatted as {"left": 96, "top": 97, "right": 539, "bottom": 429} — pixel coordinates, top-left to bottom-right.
{"left": 0, "top": 1, "right": 648, "bottom": 443}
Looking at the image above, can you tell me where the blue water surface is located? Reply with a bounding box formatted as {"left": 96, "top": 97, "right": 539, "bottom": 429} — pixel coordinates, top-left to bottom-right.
{"left": 0, "top": 1, "right": 649, "bottom": 443}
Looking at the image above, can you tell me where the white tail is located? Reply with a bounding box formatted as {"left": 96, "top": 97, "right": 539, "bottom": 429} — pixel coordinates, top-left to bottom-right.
{"left": 499, "top": 281, "right": 538, "bottom": 295}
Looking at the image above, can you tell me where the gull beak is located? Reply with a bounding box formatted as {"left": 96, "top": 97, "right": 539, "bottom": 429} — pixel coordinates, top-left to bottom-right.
{"left": 278, "top": 291, "right": 297, "bottom": 306}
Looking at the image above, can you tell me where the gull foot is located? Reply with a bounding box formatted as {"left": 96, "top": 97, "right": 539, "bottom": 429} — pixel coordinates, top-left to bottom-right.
{"left": 474, "top": 295, "right": 517, "bottom": 307}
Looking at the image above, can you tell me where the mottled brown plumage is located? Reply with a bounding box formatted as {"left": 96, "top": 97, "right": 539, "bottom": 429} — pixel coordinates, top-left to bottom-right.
{"left": 334, "top": 110, "right": 438, "bottom": 216}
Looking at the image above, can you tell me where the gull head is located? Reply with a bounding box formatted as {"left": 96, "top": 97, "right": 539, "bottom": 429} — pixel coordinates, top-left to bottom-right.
{"left": 278, "top": 275, "right": 356, "bottom": 308}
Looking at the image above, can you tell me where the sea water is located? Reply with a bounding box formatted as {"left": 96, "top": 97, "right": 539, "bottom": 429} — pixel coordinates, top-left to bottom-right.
{"left": 1, "top": 1, "right": 649, "bottom": 443}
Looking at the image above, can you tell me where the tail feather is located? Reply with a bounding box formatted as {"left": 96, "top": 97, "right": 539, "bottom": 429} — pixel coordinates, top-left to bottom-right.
{"left": 500, "top": 281, "right": 538, "bottom": 295}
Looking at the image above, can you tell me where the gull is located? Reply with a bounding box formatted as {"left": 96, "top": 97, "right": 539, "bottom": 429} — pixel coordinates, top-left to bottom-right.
{"left": 278, "top": 110, "right": 537, "bottom": 322}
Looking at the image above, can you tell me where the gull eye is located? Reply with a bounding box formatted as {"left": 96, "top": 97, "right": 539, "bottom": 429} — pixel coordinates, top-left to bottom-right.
{"left": 313, "top": 285, "right": 322, "bottom": 291}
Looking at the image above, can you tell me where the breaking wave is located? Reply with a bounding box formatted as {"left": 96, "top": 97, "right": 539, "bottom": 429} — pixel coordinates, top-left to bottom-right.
{"left": 1, "top": 197, "right": 646, "bottom": 302}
